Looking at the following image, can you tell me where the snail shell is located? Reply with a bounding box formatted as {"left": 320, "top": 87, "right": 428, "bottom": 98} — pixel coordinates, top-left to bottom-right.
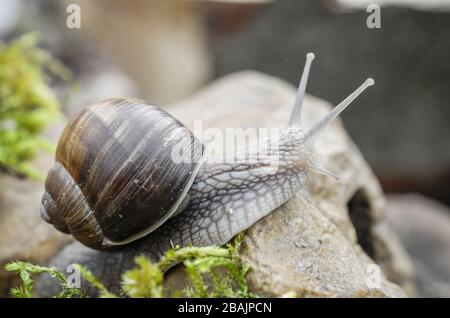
{"left": 41, "top": 98, "right": 203, "bottom": 249}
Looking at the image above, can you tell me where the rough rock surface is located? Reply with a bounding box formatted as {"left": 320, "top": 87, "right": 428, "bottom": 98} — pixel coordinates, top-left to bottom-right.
{"left": 386, "top": 194, "right": 450, "bottom": 297}
{"left": 37, "top": 72, "right": 409, "bottom": 297}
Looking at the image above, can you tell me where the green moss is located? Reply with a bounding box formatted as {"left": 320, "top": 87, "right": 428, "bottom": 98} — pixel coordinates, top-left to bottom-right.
{"left": 5, "top": 261, "right": 84, "bottom": 298}
{"left": 0, "top": 33, "right": 70, "bottom": 178}
{"left": 5, "top": 234, "right": 259, "bottom": 298}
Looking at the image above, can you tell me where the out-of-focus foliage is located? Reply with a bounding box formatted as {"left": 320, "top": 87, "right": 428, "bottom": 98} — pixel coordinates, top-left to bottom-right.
{"left": 0, "top": 33, "right": 70, "bottom": 178}
{"left": 5, "top": 234, "right": 259, "bottom": 298}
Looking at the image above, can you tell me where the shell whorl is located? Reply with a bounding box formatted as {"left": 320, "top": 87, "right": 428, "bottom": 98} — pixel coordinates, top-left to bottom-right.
{"left": 41, "top": 98, "right": 203, "bottom": 249}
{"left": 41, "top": 162, "right": 104, "bottom": 248}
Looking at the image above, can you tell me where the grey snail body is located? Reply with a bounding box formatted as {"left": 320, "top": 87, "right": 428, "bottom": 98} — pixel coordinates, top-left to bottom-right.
{"left": 40, "top": 53, "right": 374, "bottom": 253}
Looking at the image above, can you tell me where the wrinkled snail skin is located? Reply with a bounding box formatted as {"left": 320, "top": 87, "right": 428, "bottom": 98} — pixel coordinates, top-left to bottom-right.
{"left": 40, "top": 52, "right": 375, "bottom": 255}
{"left": 146, "top": 129, "right": 316, "bottom": 258}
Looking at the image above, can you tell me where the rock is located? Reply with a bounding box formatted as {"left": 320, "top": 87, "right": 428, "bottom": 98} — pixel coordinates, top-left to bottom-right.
{"left": 12, "top": 0, "right": 209, "bottom": 104}
{"left": 62, "top": 67, "right": 139, "bottom": 118}
{"left": 0, "top": 0, "right": 23, "bottom": 36}
{"left": 0, "top": 172, "right": 72, "bottom": 297}
{"left": 339, "top": 0, "right": 450, "bottom": 11}
{"left": 240, "top": 195, "right": 404, "bottom": 297}
{"left": 76, "top": 0, "right": 213, "bottom": 104}
{"left": 37, "top": 71, "right": 409, "bottom": 297}
{"left": 386, "top": 194, "right": 450, "bottom": 297}
{"left": 0, "top": 122, "right": 71, "bottom": 296}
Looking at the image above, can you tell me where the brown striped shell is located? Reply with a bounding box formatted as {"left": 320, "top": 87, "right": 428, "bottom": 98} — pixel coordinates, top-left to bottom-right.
{"left": 40, "top": 98, "right": 203, "bottom": 250}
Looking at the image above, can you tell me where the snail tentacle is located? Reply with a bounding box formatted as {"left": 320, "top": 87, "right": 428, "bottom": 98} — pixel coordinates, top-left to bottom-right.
{"left": 288, "top": 52, "right": 315, "bottom": 128}
{"left": 302, "top": 78, "right": 375, "bottom": 144}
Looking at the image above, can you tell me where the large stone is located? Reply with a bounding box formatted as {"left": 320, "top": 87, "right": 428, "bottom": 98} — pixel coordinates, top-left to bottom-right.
{"left": 37, "top": 71, "right": 409, "bottom": 297}
{"left": 75, "top": 0, "right": 212, "bottom": 104}
{"left": 386, "top": 194, "right": 450, "bottom": 297}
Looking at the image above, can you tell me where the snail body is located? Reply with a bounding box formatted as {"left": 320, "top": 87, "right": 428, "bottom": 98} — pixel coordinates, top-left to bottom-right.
{"left": 41, "top": 53, "right": 374, "bottom": 251}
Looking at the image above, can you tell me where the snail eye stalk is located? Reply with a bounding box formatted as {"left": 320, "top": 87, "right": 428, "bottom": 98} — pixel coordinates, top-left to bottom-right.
{"left": 303, "top": 78, "right": 375, "bottom": 144}
{"left": 288, "top": 52, "right": 315, "bottom": 128}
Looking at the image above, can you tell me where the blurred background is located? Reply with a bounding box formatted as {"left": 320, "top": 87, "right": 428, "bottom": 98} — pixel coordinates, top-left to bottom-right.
{"left": 0, "top": 0, "right": 449, "bottom": 297}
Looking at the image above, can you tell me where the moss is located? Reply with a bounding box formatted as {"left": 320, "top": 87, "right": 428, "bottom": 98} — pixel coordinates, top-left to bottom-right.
{"left": 5, "top": 234, "right": 259, "bottom": 298}
{"left": 5, "top": 261, "right": 84, "bottom": 298}
{"left": 0, "top": 33, "right": 70, "bottom": 178}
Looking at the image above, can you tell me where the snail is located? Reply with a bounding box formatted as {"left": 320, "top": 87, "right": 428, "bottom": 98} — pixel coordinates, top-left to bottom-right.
{"left": 40, "top": 53, "right": 374, "bottom": 252}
